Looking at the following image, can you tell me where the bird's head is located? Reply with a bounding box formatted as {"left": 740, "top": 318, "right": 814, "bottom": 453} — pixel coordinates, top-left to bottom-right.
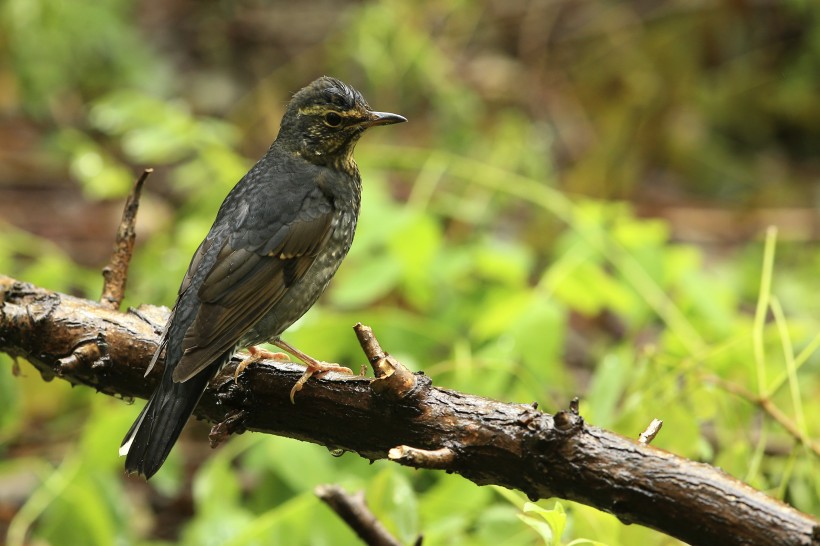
{"left": 278, "top": 76, "right": 406, "bottom": 169}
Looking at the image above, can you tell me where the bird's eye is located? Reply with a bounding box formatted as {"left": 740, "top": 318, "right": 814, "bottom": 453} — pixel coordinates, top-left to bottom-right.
{"left": 324, "top": 112, "right": 343, "bottom": 127}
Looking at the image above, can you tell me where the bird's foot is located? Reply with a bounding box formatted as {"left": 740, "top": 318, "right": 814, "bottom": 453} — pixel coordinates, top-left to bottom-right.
{"left": 234, "top": 346, "right": 291, "bottom": 380}
{"left": 289, "top": 360, "right": 354, "bottom": 404}
{"left": 273, "top": 339, "right": 353, "bottom": 403}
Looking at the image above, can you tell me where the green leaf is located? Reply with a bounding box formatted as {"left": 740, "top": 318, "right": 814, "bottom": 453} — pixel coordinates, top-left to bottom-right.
{"left": 518, "top": 501, "right": 566, "bottom": 546}
{"left": 585, "top": 353, "right": 629, "bottom": 428}
{"left": 367, "top": 467, "right": 419, "bottom": 544}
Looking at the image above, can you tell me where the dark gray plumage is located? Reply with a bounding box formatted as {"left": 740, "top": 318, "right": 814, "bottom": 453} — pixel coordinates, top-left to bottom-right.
{"left": 120, "top": 77, "right": 405, "bottom": 479}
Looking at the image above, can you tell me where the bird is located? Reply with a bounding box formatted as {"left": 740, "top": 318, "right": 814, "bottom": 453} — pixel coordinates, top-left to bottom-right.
{"left": 120, "top": 76, "right": 406, "bottom": 479}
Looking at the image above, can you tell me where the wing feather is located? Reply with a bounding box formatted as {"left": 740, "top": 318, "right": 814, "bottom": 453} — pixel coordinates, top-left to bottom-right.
{"left": 171, "top": 198, "right": 334, "bottom": 382}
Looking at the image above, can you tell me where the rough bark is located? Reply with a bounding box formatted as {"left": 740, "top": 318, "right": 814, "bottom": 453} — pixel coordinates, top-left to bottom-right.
{"left": 1, "top": 275, "right": 818, "bottom": 546}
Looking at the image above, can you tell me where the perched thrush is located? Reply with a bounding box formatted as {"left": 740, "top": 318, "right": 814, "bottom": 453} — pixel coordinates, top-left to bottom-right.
{"left": 120, "top": 77, "right": 405, "bottom": 479}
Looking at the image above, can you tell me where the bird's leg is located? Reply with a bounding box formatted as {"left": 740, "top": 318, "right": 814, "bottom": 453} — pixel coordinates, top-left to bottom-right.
{"left": 234, "top": 345, "right": 291, "bottom": 380}
{"left": 273, "top": 338, "right": 354, "bottom": 403}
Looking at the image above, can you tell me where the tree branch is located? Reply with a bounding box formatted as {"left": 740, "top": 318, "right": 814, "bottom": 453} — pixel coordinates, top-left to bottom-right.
{"left": 315, "top": 484, "right": 416, "bottom": 546}
{"left": 0, "top": 275, "right": 817, "bottom": 546}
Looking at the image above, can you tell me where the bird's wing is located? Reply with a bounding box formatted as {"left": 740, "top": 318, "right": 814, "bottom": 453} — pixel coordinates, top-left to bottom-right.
{"left": 171, "top": 192, "right": 335, "bottom": 382}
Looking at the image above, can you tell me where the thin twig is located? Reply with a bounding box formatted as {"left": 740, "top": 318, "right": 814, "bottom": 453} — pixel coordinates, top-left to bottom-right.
{"left": 706, "top": 375, "right": 820, "bottom": 457}
{"left": 388, "top": 446, "right": 455, "bottom": 469}
{"left": 638, "top": 419, "right": 663, "bottom": 445}
{"left": 100, "top": 168, "right": 152, "bottom": 310}
{"left": 354, "top": 322, "right": 418, "bottom": 399}
{"left": 315, "top": 484, "right": 414, "bottom": 546}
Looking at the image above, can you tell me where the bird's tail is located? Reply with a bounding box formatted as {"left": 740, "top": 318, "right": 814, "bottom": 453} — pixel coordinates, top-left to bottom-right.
{"left": 119, "top": 358, "right": 221, "bottom": 479}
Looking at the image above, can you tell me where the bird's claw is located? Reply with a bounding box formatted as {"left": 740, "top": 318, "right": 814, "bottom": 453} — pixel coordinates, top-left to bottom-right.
{"left": 235, "top": 346, "right": 291, "bottom": 381}
{"left": 289, "top": 362, "right": 354, "bottom": 404}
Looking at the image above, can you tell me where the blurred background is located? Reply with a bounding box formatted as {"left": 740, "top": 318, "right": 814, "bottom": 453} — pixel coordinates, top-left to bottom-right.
{"left": 1, "top": 0, "right": 818, "bottom": 544}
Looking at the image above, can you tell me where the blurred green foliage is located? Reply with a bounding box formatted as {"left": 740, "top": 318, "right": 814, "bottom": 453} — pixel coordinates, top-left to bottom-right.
{"left": 1, "top": 1, "right": 818, "bottom": 545}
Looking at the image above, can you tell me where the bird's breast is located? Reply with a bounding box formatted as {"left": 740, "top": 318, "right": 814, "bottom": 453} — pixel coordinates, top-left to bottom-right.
{"left": 239, "top": 202, "right": 359, "bottom": 346}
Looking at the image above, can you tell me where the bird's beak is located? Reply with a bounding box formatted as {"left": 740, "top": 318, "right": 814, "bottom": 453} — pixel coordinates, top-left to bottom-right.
{"left": 364, "top": 111, "right": 407, "bottom": 127}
